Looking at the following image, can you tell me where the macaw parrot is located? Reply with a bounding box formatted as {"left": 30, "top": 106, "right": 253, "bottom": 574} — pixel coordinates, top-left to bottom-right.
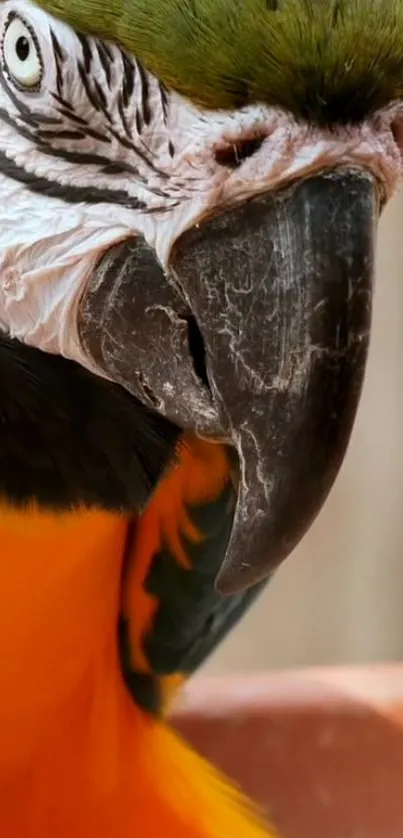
{"left": 0, "top": 0, "right": 401, "bottom": 835}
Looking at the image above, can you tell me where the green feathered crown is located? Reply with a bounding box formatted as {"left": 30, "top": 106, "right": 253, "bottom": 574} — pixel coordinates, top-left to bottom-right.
{"left": 34, "top": 0, "right": 403, "bottom": 122}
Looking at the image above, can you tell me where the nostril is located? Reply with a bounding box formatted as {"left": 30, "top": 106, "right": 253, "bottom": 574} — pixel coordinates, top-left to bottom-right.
{"left": 214, "top": 136, "right": 264, "bottom": 169}
{"left": 185, "top": 315, "right": 211, "bottom": 391}
{"left": 391, "top": 116, "right": 403, "bottom": 151}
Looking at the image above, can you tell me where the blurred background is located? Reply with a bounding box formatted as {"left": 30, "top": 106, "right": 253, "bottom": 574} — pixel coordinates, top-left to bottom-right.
{"left": 205, "top": 185, "right": 403, "bottom": 676}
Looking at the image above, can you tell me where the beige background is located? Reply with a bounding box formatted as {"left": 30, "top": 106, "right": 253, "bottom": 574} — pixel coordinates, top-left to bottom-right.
{"left": 206, "top": 186, "right": 403, "bottom": 675}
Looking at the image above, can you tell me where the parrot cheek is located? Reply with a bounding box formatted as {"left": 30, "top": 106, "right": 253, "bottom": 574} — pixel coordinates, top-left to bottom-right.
{"left": 79, "top": 166, "right": 378, "bottom": 595}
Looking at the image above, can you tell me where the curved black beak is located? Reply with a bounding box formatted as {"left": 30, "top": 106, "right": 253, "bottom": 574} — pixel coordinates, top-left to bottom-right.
{"left": 79, "top": 168, "right": 378, "bottom": 595}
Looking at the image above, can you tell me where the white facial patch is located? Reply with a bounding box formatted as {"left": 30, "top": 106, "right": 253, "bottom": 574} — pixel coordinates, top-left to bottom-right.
{"left": 0, "top": 0, "right": 401, "bottom": 374}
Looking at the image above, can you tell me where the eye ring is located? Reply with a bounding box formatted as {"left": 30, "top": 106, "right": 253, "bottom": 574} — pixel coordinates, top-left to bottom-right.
{"left": 1, "top": 13, "right": 43, "bottom": 90}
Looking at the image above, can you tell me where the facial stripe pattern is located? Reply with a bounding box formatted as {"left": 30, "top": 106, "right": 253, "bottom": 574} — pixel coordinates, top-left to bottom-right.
{"left": 0, "top": 5, "right": 178, "bottom": 209}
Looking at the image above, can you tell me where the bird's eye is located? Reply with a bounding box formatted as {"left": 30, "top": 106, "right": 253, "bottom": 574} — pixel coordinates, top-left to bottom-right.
{"left": 2, "top": 16, "right": 42, "bottom": 89}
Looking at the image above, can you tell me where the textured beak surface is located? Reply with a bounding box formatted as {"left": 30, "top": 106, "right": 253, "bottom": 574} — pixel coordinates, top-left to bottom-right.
{"left": 80, "top": 168, "right": 378, "bottom": 594}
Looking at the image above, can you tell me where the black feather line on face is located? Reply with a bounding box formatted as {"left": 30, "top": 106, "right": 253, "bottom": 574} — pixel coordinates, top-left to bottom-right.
{"left": 0, "top": 34, "right": 171, "bottom": 205}
{"left": 0, "top": 334, "right": 181, "bottom": 512}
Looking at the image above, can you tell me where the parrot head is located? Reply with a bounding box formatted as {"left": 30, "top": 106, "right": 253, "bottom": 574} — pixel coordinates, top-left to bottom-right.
{"left": 0, "top": 0, "right": 401, "bottom": 593}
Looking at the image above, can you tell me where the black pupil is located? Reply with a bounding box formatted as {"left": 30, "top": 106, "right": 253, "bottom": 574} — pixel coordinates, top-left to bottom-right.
{"left": 16, "top": 36, "right": 30, "bottom": 62}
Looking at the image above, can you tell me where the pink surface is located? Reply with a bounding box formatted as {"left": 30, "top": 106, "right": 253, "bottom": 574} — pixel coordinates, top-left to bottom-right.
{"left": 172, "top": 665, "right": 403, "bottom": 838}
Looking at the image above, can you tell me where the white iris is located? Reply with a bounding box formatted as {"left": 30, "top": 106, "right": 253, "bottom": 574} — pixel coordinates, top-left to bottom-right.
{"left": 3, "top": 17, "right": 42, "bottom": 88}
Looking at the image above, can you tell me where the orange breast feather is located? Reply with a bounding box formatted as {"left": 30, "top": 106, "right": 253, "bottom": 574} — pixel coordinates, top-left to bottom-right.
{"left": 0, "top": 441, "right": 275, "bottom": 838}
